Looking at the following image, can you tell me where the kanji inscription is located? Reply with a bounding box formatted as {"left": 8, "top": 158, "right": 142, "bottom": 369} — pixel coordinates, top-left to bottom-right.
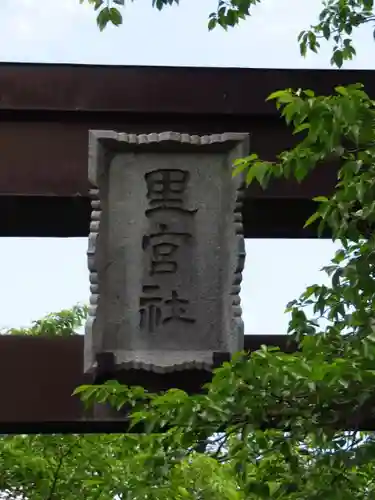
{"left": 139, "top": 285, "right": 195, "bottom": 333}
{"left": 142, "top": 222, "right": 191, "bottom": 275}
{"left": 140, "top": 168, "right": 197, "bottom": 331}
{"left": 145, "top": 169, "right": 196, "bottom": 215}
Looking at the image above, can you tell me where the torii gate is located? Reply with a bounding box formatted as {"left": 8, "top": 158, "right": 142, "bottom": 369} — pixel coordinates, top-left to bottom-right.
{"left": 0, "top": 62, "right": 369, "bottom": 433}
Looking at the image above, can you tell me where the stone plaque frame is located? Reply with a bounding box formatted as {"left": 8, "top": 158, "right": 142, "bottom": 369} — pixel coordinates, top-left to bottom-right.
{"left": 85, "top": 131, "right": 249, "bottom": 375}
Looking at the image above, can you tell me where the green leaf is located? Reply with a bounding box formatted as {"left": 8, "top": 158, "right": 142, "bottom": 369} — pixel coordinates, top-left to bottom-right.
{"left": 232, "top": 153, "right": 258, "bottom": 177}
{"left": 304, "top": 211, "right": 321, "bottom": 228}
{"left": 293, "top": 122, "right": 310, "bottom": 134}
{"left": 268, "top": 482, "right": 282, "bottom": 495}
{"left": 245, "top": 161, "right": 270, "bottom": 188}
{"left": 266, "top": 89, "right": 293, "bottom": 102}
{"left": 322, "top": 23, "right": 331, "bottom": 39}
{"left": 332, "top": 49, "right": 344, "bottom": 68}
{"left": 72, "top": 385, "right": 93, "bottom": 396}
{"left": 109, "top": 7, "right": 123, "bottom": 26}
{"left": 97, "top": 6, "right": 110, "bottom": 31}
{"left": 233, "top": 153, "right": 258, "bottom": 166}
{"left": 208, "top": 17, "right": 217, "bottom": 30}
{"left": 335, "top": 86, "right": 348, "bottom": 96}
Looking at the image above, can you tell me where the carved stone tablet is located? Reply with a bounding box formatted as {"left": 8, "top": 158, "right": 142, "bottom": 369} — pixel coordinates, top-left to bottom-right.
{"left": 85, "top": 131, "right": 249, "bottom": 374}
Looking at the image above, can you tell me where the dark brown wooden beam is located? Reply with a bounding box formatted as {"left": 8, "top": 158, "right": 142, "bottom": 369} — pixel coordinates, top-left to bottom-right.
{"left": 1, "top": 63, "right": 374, "bottom": 116}
{"left": 0, "top": 114, "right": 336, "bottom": 238}
{"left": 1, "top": 195, "right": 329, "bottom": 239}
{"left": 0, "top": 114, "right": 337, "bottom": 197}
{"left": 1, "top": 335, "right": 374, "bottom": 434}
{"left": 0, "top": 335, "right": 293, "bottom": 434}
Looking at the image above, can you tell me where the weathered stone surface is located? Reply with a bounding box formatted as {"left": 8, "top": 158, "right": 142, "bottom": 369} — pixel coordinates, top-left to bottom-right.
{"left": 84, "top": 131, "right": 249, "bottom": 374}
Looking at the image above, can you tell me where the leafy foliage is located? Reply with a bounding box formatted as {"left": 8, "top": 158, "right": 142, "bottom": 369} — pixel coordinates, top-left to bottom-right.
{"left": 2, "top": 304, "right": 88, "bottom": 336}
{"left": 0, "top": 433, "right": 180, "bottom": 500}
{"left": 81, "top": 0, "right": 375, "bottom": 62}
{"left": 298, "top": 0, "right": 375, "bottom": 67}
{"left": 80, "top": 0, "right": 180, "bottom": 31}
{"left": 81, "top": 0, "right": 125, "bottom": 31}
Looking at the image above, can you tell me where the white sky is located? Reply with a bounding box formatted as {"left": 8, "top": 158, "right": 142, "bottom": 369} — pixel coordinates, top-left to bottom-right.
{"left": 0, "top": 0, "right": 372, "bottom": 333}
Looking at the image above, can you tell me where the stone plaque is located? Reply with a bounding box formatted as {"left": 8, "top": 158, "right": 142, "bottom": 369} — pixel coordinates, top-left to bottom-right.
{"left": 85, "top": 131, "right": 249, "bottom": 374}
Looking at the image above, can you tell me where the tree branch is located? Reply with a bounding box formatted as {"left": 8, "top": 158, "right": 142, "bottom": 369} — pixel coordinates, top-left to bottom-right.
{"left": 46, "top": 443, "right": 76, "bottom": 500}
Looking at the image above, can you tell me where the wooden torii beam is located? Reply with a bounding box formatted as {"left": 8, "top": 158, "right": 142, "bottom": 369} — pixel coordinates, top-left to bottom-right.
{"left": 0, "top": 335, "right": 296, "bottom": 434}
